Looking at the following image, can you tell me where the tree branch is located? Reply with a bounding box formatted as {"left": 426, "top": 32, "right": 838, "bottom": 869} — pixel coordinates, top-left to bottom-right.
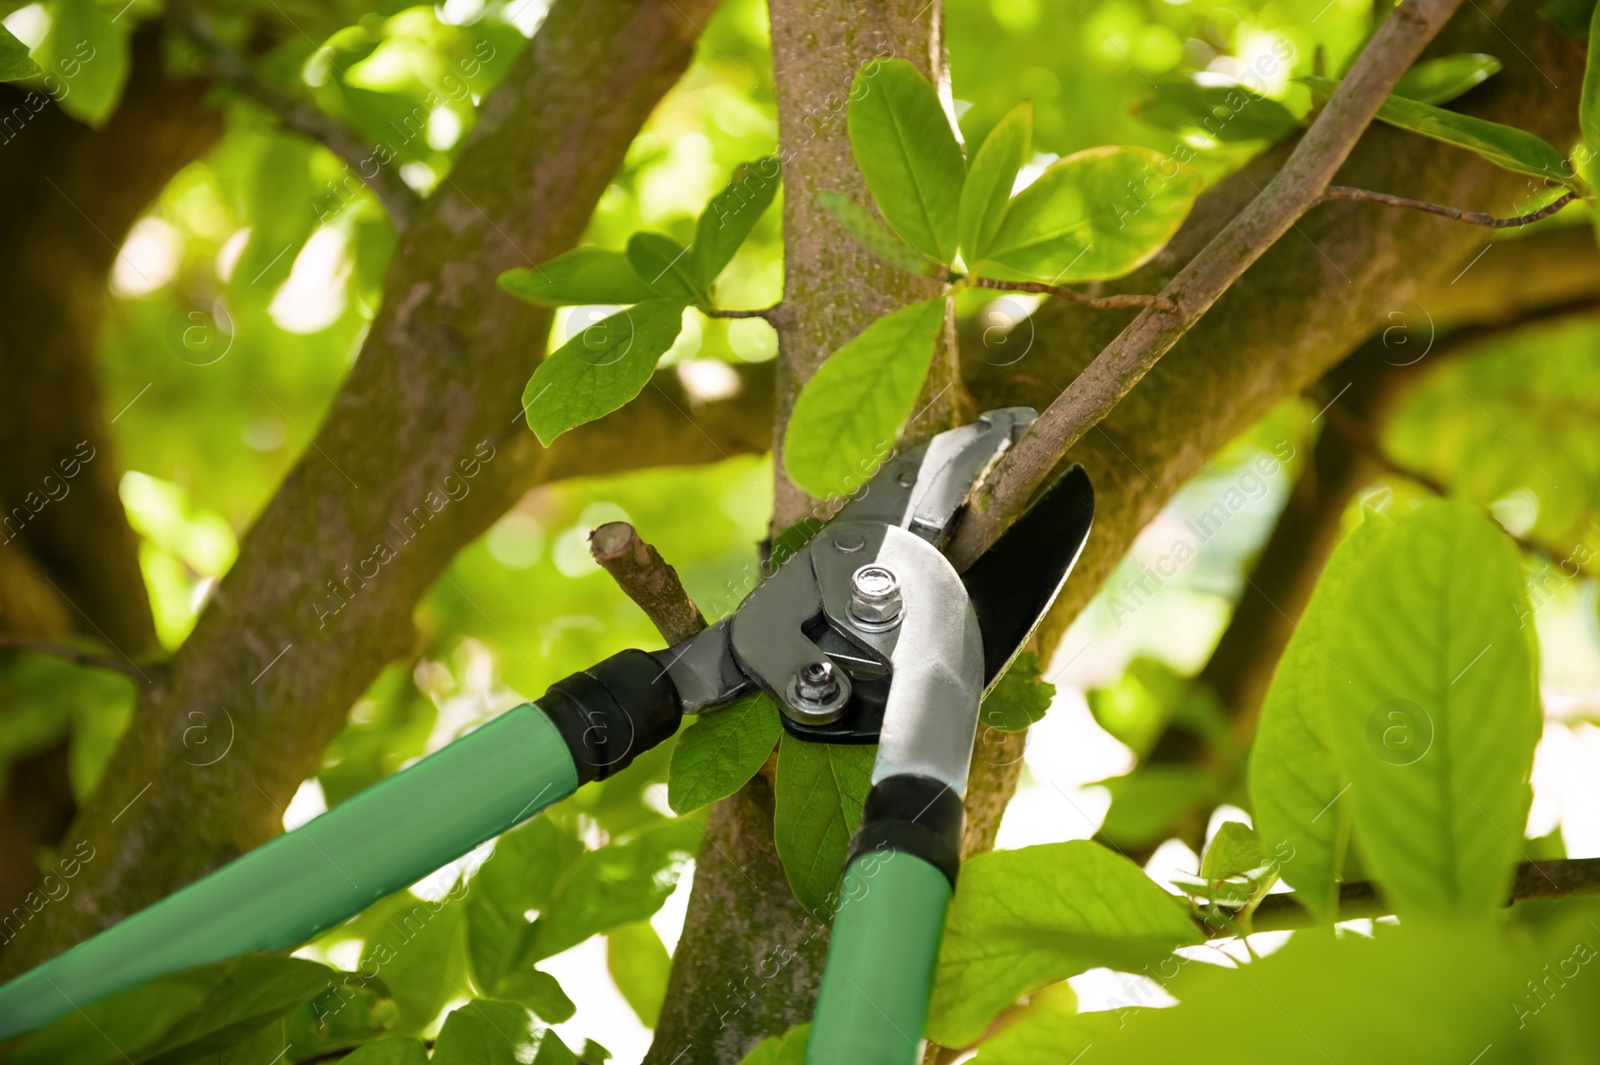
{"left": 707, "top": 307, "right": 779, "bottom": 320}
{"left": 0, "top": 636, "right": 152, "bottom": 684}
{"left": 1214, "top": 858, "right": 1600, "bottom": 937}
{"left": 588, "top": 522, "right": 707, "bottom": 645}
{"left": 946, "top": 0, "right": 1467, "bottom": 570}
{"left": 7, "top": 0, "right": 730, "bottom": 975}
{"left": 1323, "top": 186, "right": 1578, "bottom": 228}
{"left": 177, "top": 9, "right": 420, "bottom": 229}
{"left": 971, "top": 277, "right": 1177, "bottom": 312}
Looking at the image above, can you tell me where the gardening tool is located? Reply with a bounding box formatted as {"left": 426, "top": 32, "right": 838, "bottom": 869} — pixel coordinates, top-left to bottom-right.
{"left": 0, "top": 408, "right": 1093, "bottom": 1064}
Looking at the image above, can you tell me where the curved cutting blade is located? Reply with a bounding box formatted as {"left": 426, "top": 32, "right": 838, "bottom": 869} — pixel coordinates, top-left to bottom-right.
{"left": 961, "top": 464, "right": 1095, "bottom": 688}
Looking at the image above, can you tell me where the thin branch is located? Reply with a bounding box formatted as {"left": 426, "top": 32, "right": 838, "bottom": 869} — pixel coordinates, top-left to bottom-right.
{"left": 1323, "top": 186, "right": 1578, "bottom": 229}
{"left": 177, "top": 10, "right": 420, "bottom": 229}
{"left": 0, "top": 636, "right": 151, "bottom": 684}
{"left": 946, "top": 0, "right": 1468, "bottom": 570}
{"left": 1204, "top": 858, "right": 1600, "bottom": 938}
{"left": 972, "top": 277, "right": 1178, "bottom": 312}
{"left": 588, "top": 521, "right": 707, "bottom": 645}
{"left": 706, "top": 306, "right": 779, "bottom": 321}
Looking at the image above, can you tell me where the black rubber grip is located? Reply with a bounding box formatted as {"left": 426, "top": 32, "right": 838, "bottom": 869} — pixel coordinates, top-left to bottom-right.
{"left": 846, "top": 773, "right": 965, "bottom": 887}
{"left": 540, "top": 649, "right": 682, "bottom": 784}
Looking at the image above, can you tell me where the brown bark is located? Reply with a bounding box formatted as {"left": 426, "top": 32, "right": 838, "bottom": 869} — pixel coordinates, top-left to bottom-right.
{"left": 5, "top": 0, "right": 739, "bottom": 974}
{"left": 589, "top": 522, "right": 707, "bottom": 645}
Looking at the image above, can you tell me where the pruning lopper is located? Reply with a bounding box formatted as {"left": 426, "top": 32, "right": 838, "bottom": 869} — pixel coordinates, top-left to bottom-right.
{"left": 0, "top": 408, "right": 1093, "bottom": 1064}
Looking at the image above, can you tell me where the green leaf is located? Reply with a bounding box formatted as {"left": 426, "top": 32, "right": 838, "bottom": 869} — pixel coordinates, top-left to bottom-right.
{"left": 1096, "top": 765, "right": 1217, "bottom": 850}
{"left": 978, "top": 650, "right": 1054, "bottom": 732}
{"left": 340, "top": 1038, "right": 431, "bottom": 1065}
{"left": 0, "top": 24, "right": 41, "bottom": 81}
{"left": 980, "top": 147, "right": 1201, "bottom": 284}
{"left": 1130, "top": 75, "right": 1299, "bottom": 144}
{"left": 847, "top": 57, "right": 966, "bottom": 263}
{"left": 1087, "top": 656, "right": 1220, "bottom": 758}
{"left": 495, "top": 969, "right": 575, "bottom": 1024}
{"left": 464, "top": 816, "right": 581, "bottom": 995}
{"left": 358, "top": 893, "right": 466, "bottom": 1035}
{"left": 12, "top": 955, "right": 334, "bottom": 1065}
{"left": 736, "top": 1023, "right": 810, "bottom": 1065}
{"left": 927, "top": 840, "right": 1202, "bottom": 1047}
{"left": 520, "top": 298, "right": 689, "bottom": 445}
{"left": 971, "top": 984, "right": 1119, "bottom": 1065}
{"left": 815, "top": 190, "right": 940, "bottom": 276}
{"left": 527, "top": 818, "right": 699, "bottom": 961}
{"left": 668, "top": 691, "right": 781, "bottom": 814}
{"left": 606, "top": 921, "right": 671, "bottom": 1028}
{"left": 283, "top": 972, "right": 400, "bottom": 1059}
{"left": 36, "top": 0, "right": 130, "bottom": 126}
{"left": 783, "top": 297, "right": 945, "bottom": 498}
{"left": 497, "top": 248, "right": 658, "bottom": 308}
{"left": 1200, "top": 821, "right": 1268, "bottom": 880}
{"left": 773, "top": 733, "right": 875, "bottom": 917}
{"left": 1318, "top": 500, "right": 1540, "bottom": 917}
{"left": 1249, "top": 510, "right": 1393, "bottom": 921}
{"left": 431, "top": 1001, "right": 573, "bottom": 1065}
{"left": 959, "top": 101, "right": 1033, "bottom": 264}
{"left": 1394, "top": 53, "right": 1502, "bottom": 105}
{"left": 627, "top": 233, "right": 704, "bottom": 302}
{"left": 1302, "top": 75, "right": 1583, "bottom": 191}
{"left": 690, "top": 157, "right": 780, "bottom": 288}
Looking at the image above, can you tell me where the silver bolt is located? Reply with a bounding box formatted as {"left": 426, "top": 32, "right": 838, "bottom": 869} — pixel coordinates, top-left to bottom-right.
{"left": 796, "top": 660, "right": 840, "bottom": 703}
{"left": 849, "top": 564, "right": 902, "bottom": 628}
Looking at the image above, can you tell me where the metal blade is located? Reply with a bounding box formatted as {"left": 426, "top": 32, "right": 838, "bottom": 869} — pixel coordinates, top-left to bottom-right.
{"left": 960, "top": 464, "right": 1094, "bottom": 687}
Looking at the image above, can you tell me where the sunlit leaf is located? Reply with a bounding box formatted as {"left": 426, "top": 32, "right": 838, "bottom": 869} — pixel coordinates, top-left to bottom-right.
{"left": 607, "top": 921, "right": 671, "bottom": 1028}
{"left": 1319, "top": 500, "right": 1540, "bottom": 916}
{"left": 430, "top": 1001, "right": 573, "bottom": 1065}
{"left": 959, "top": 100, "right": 1032, "bottom": 263}
{"left": 627, "top": 232, "right": 704, "bottom": 302}
{"left": 815, "top": 190, "right": 940, "bottom": 276}
{"left": 340, "top": 1038, "right": 431, "bottom": 1065}
{"left": 978, "top": 650, "right": 1054, "bottom": 732}
{"left": 358, "top": 893, "right": 466, "bottom": 1035}
{"left": 783, "top": 297, "right": 945, "bottom": 498}
{"left": 690, "top": 157, "right": 780, "bottom": 288}
{"left": 668, "top": 690, "right": 781, "bottom": 814}
{"left": 0, "top": 24, "right": 41, "bottom": 81}
{"left": 1096, "top": 765, "right": 1217, "bottom": 850}
{"left": 736, "top": 1023, "right": 810, "bottom": 1065}
{"left": 1249, "top": 510, "right": 1393, "bottom": 920}
{"left": 1199, "top": 821, "right": 1267, "bottom": 880}
{"left": 1394, "top": 53, "right": 1502, "bottom": 105}
{"left": 848, "top": 57, "right": 966, "bottom": 263}
{"left": 971, "top": 984, "right": 1114, "bottom": 1065}
{"left": 1302, "top": 74, "right": 1583, "bottom": 191}
{"left": 520, "top": 298, "right": 688, "bottom": 445}
{"left": 36, "top": 0, "right": 129, "bottom": 126}
{"left": 773, "top": 733, "right": 875, "bottom": 917}
{"left": 1130, "top": 75, "right": 1299, "bottom": 144}
{"left": 980, "top": 147, "right": 1201, "bottom": 283}
{"left": 927, "top": 840, "right": 1201, "bottom": 1047}
{"left": 527, "top": 818, "right": 699, "bottom": 961}
{"left": 498, "top": 248, "right": 658, "bottom": 308}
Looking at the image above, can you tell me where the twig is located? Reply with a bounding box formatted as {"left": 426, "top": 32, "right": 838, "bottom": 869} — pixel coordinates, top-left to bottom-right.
{"left": 178, "top": 10, "right": 419, "bottom": 229}
{"left": 1323, "top": 186, "right": 1578, "bottom": 228}
{"left": 0, "top": 636, "right": 151, "bottom": 684}
{"left": 588, "top": 522, "right": 707, "bottom": 644}
{"left": 972, "top": 277, "right": 1178, "bottom": 312}
{"left": 707, "top": 307, "right": 779, "bottom": 321}
{"left": 945, "top": 0, "right": 1468, "bottom": 570}
{"left": 1205, "top": 858, "right": 1600, "bottom": 938}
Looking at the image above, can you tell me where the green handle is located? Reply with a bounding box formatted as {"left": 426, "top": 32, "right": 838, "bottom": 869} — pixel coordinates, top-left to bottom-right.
{"left": 0, "top": 703, "right": 578, "bottom": 1041}
{"left": 806, "top": 847, "right": 952, "bottom": 1065}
